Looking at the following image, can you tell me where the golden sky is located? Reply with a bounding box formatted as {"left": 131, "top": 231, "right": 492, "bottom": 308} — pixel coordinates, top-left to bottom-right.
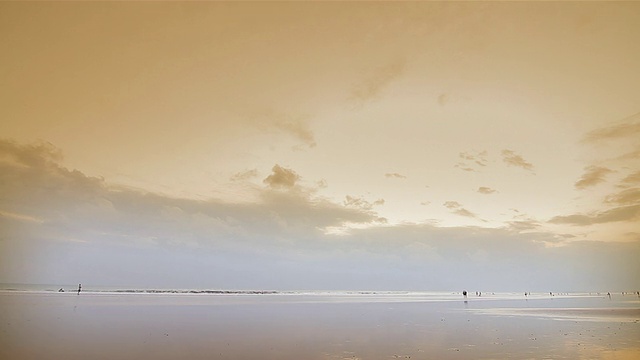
{"left": 1, "top": 2, "right": 639, "bottom": 290}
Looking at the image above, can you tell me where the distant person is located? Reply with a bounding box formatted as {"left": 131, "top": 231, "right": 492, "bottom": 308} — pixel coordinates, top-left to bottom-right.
{"left": 77, "top": 283, "right": 82, "bottom": 295}
{"left": 58, "top": 288, "right": 64, "bottom": 292}
{"left": 607, "top": 292, "right": 611, "bottom": 299}
{"left": 462, "top": 290, "right": 467, "bottom": 298}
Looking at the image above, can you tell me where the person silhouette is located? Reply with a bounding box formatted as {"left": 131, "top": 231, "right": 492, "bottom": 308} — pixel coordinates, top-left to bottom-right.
{"left": 77, "top": 283, "right": 82, "bottom": 295}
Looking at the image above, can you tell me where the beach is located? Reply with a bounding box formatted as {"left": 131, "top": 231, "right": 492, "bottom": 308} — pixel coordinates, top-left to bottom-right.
{"left": 1, "top": 291, "right": 639, "bottom": 360}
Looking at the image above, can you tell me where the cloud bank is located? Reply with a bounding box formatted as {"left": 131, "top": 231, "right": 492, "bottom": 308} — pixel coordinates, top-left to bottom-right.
{"left": 1, "top": 139, "right": 638, "bottom": 291}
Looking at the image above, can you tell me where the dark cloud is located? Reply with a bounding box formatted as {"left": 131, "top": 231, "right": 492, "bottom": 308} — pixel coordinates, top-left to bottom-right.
{"left": 501, "top": 149, "right": 534, "bottom": 171}
{"left": 385, "top": 173, "right": 406, "bottom": 179}
{"left": 574, "top": 166, "right": 613, "bottom": 189}
{"left": 477, "top": 186, "right": 497, "bottom": 194}
{"left": 263, "top": 164, "right": 300, "bottom": 189}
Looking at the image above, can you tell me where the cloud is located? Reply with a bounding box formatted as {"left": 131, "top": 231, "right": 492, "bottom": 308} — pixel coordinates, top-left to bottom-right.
{"left": 549, "top": 204, "right": 640, "bottom": 226}
{"left": 582, "top": 112, "right": 640, "bottom": 143}
{"left": 501, "top": 149, "right": 534, "bottom": 171}
{"left": 621, "top": 171, "right": 640, "bottom": 185}
{"left": 443, "top": 201, "right": 463, "bottom": 209}
{"left": 272, "top": 117, "right": 317, "bottom": 148}
{"left": 317, "top": 179, "right": 328, "bottom": 189}
{"left": 437, "top": 93, "right": 449, "bottom": 106}
{"left": 333, "top": 223, "right": 640, "bottom": 291}
{"left": 0, "top": 139, "right": 380, "bottom": 251}
{"left": 506, "top": 220, "right": 540, "bottom": 232}
{"left": 443, "top": 201, "right": 481, "bottom": 219}
{"left": 574, "top": 166, "right": 613, "bottom": 189}
{"left": 454, "top": 164, "right": 475, "bottom": 172}
{"left": 0, "top": 210, "right": 44, "bottom": 224}
{"left": 230, "top": 169, "right": 258, "bottom": 182}
{"left": 344, "top": 196, "right": 385, "bottom": 211}
{"left": 348, "top": 60, "right": 405, "bottom": 104}
{"left": 605, "top": 188, "right": 640, "bottom": 205}
{"left": 0, "top": 139, "right": 63, "bottom": 168}
{"left": 263, "top": 164, "right": 300, "bottom": 189}
{"left": 477, "top": 186, "right": 497, "bottom": 194}
{"left": 617, "top": 150, "right": 640, "bottom": 161}
{"left": 2, "top": 139, "right": 639, "bottom": 291}
{"left": 455, "top": 150, "right": 488, "bottom": 172}
{"left": 247, "top": 109, "right": 316, "bottom": 148}
{"left": 384, "top": 172, "right": 406, "bottom": 179}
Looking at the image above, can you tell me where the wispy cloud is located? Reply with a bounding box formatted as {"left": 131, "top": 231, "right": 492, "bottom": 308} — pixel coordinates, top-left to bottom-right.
{"left": 348, "top": 59, "right": 405, "bottom": 105}
{"left": 272, "top": 117, "right": 317, "bottom": 148}
{"left": 501, "top": 149, "right": 534, "bottom": 172}
{"left": 605, "top": 188, "right": 640, "bottom": 206}
{"left": 620, "top": 171, "right": 640, "bottom": 185}
{"left": 582, "top": 112, "right": 640, "bottom": 143}
{"left": 385, "top": 172, "right": 407, "bottom": 179}
{"left": 344, "top": 195, "right": 385, "bottom": 211}
{"left": 230, "top": 169, "right": 258, "bottom": 182}
{"left": 0, "top": 210, "right": 44, "bottom": 224}
{"left": 437, "top": 93, "right": 449, "bottom": 106}
{"left": 549, "top": 204, "right": 640, "bottom": 226}
{"left": 248, "top": 109, "right": 316, "bottom": 148}
{"left": 574, "top": 166, "right": 613, "bottom": 189}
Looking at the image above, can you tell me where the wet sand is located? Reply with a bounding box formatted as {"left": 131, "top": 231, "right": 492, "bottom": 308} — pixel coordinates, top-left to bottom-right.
{"left": 1, "top": 292, "right": 639, "bottom": 360}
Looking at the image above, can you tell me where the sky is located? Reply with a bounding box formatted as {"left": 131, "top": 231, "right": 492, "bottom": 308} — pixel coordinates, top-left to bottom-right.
{"left": 1, "top": 2, "right": 639, "bottom": 291}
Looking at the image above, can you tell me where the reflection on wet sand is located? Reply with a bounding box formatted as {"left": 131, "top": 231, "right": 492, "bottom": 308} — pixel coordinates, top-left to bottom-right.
{"left": 474, "top": 307, "right": 640, "bottom": 323}
{"left": 0, "top": 292, "right": 638, "bottom": 360}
